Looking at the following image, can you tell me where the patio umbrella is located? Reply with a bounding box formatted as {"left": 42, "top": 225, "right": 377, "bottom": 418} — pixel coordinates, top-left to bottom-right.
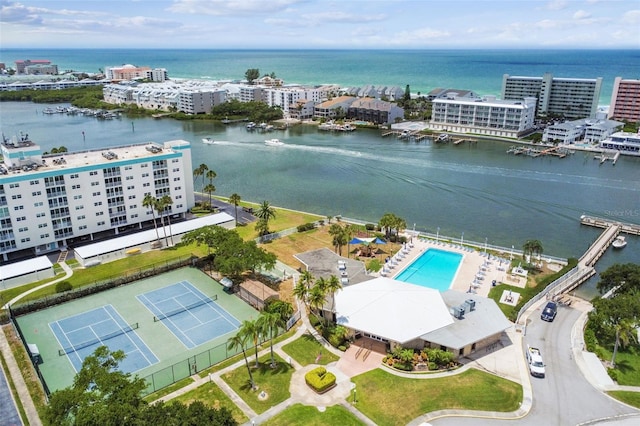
{"left": 373, "top": 237, "right": 386, "bottom": 244}
{"left": 348, "top": 237, "right": 362, "bottom": 258}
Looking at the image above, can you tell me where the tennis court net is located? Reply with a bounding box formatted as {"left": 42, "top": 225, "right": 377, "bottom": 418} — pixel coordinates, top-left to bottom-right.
{"left": 153, "top": 294, "right": 218, "bottom": 322}
{"left": 58, "top": 322, "right": 139, "bottom": 356}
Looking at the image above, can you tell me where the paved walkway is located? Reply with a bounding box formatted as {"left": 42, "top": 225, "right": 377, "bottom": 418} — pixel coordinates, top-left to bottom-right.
{"left": 0, "top": 261, "right": 73, "bottom": 425}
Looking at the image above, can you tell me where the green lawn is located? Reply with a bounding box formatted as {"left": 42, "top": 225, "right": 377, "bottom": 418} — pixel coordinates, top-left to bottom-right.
{"left": 351, "top": 368, "right": 522, "bottom": 426}
{"left": 262, "top": 403, "right": 363, "bottom": 426}
{"left": 607, "top": 390, "right": 640, "bottom": 409}
{"left": 281, "top": 333, "right": 340, "bottom": 366}
{"left": 221, "top": 353, "right": 294, "bottom": 414}
{"left": 169, "top": 380, "right": 249, "bottom": 425}
{"left": 595, "top": 346, "right": 640, "bottom": 386}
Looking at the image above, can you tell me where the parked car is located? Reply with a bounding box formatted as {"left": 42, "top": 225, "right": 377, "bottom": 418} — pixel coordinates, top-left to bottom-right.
{"left": 541, "top": 301, "right": 558, "bottom": 322}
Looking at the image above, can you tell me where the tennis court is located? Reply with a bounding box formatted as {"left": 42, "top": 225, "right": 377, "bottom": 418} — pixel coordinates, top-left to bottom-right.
{"left": 137, "top": 281, "right": 241, "bottom": 349}
{"left": 14, "top": 268, "right": 259, "bottom": 393}
{"left": 50, "top": 305, "right": 158, "bottom": 373}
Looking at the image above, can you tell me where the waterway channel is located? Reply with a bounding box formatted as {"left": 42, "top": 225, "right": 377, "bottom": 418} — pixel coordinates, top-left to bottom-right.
{"left": 1, "top": 101, "right": 639, "bottom": 299}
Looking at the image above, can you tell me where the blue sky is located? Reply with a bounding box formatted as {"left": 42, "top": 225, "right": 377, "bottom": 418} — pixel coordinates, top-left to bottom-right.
{"left": 1, "top": 0, "right": 639, "bottom": 49}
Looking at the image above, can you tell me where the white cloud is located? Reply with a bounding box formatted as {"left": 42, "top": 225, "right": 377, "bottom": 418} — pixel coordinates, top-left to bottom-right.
{"left": 573, "top": 10, "right": 592, "bottom": 20}
{"left": 301, "top": 11, "right": 386, "bottom": 24}
{"left": 167, "top": 0, "right": 301, "bottom": 16}
{"left": 621, "top": 9, "right": 640, "bottom": 24}
{"left": 546, "top": 0, "right": 568, "bottom": 11}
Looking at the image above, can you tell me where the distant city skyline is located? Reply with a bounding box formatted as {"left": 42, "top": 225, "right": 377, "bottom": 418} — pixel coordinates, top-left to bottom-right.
{"left": 1, "top": 0, "right": 639, "bottom": 50}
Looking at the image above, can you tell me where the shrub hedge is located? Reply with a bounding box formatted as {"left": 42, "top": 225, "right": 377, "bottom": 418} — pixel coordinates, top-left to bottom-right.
{"left": 304, "top": 366, "right": 336, "bottom": 394}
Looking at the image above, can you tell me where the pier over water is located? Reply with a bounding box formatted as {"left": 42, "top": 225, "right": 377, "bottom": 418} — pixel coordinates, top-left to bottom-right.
{"left": 516, "top": 215, "right": 637, "bottom": 323}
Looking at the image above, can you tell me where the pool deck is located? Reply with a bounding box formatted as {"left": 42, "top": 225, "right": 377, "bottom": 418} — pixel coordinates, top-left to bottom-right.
{"left": 380, "top": 237, "right": 517, "bottom": 297}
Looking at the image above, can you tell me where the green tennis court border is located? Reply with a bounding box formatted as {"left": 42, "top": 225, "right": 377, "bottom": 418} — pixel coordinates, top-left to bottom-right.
{"left": 15, "top": 267, "right": 259, "bottom": 393}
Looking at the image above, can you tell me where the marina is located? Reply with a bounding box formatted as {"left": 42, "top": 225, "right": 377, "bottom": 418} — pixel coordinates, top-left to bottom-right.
{"left": 506, "top": 145, "right": 575, "bottom": 158}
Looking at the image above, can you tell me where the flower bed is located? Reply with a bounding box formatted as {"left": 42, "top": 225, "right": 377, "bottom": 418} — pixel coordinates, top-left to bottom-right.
{"left": 304, "top": 366, "right": 337, "bottom": 394}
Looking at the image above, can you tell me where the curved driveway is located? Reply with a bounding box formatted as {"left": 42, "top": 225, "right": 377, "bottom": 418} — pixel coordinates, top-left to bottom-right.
{"left": 430, "top": 301, "right": 639, "bottom": 426}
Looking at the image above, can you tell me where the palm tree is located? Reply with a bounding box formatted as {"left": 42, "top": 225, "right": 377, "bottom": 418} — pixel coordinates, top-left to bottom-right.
{"left": 142, "top": 194, "right": 160, "bottom": 242}
{"left": 256, "top": 200, "right": 276, "bottom": 224}
{"left": 325, "top": 275, "right": 342, "bottom": 322}
{"left": 293, "top": 279, "right": 310, "bottom": 311}
{"left": 227, "top": 333, "right": 255, "bottom": 389}
{"left": 193, "top": 164, "right": 208, "bottom": 194}
{"left": 229, "top": 193, "right": 241, "bottom": 225}
{"left": 328, "top": 224, "right": 344, "bottom": 254}
{"left": 309, "top": 278, "right": 328, "bottom": 326}
{"left": 611, "top": 318, "right": 637, "bottom": 368}
{"left": 203, "top": 183, "right": 216, "bottom": 211}
{"left": 257, "top": 311, "right": 284, "bottom": 368}
{"left": 160, "top": 195, "right": 174, "bottom": 246}
{"left": 154, "top": 197, "right": 169, "bottom": 246}
{"left": 300, "top": 270, "right": 314, "bottom": 289}
{"left": 239, "top": 319, "right": 262, "bottom": 368}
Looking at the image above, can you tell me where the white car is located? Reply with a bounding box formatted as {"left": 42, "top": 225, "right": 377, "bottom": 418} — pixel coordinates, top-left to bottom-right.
{"left": 526, "top": 346, "right": 546, "bottom": 378}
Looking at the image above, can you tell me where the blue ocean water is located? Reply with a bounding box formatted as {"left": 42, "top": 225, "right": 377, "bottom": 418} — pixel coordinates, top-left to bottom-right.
{"left": 1, "top": 49, "right": 638, "bottom": 104}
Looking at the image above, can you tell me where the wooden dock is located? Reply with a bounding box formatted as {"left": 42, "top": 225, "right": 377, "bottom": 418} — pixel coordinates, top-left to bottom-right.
{"left": 580, "top": 215, "right": 640, "bottom": 236}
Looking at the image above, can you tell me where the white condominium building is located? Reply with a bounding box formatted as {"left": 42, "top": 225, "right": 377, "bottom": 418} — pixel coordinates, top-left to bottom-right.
{"left": 0, "top": 137, "right": 194, "bottom": 261}
{"left": 430, "top": 96, "right": 536, "bottom": 138}
{"left": 264, "top": 86, "right": 326, "bottom": 114}
{"left": 502, "top": 73, "right": 602, "bottom": 119}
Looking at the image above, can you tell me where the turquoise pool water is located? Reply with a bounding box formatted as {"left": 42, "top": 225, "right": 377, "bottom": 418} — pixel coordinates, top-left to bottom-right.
{"left": 394, "top": 249, "right": 463, "bottom": 291}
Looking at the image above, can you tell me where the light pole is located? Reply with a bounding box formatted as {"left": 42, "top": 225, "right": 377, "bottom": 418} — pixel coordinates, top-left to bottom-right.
{"left": 484, "top": 237, "right": 488, "bottom": 253}
{"left": 353, "top": 384, "right": 357, "bottom": 403}
{"left": 436, "top": 227, "right": 440, "bottom": 243}
{"left": 461, "top": 231, "right": 464, "bottom": 246}
{"left": 510, "top": 245, "right": 514, "bottom": 261}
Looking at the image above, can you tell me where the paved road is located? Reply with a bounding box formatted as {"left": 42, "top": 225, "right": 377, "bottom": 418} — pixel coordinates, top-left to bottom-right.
{"left": 431, "top": 303, "right": 639, "bottom": 426}
{"left": 0, "top": 364, "right": 22, "bottom": 426}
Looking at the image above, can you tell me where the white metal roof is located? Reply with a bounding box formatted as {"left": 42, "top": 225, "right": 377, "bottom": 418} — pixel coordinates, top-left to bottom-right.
{"left": 0, "top": 256, "right": 52, "bottom": 280}
{"left": 420, "top": 290, "right": 513, "bottom": 349}
{"left": 334, "top": 277, "right": 453, "bottom": 344}
{"left": 74, "top": 212, "right": 234, "bottom": 260}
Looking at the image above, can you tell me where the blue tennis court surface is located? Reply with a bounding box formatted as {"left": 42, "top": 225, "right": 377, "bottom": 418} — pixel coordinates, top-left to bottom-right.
{"left": 49, "top": 305, "right": 158, "bottom": 373}
{"left": 137, "top": 281, "right": 241, "bottom": 349}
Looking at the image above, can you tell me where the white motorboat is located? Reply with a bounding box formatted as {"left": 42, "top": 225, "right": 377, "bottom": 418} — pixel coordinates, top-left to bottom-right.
{"left": 202, "top": 138, "right": 216, "bottom": 145}
{"left": 265, "top": 138, "right": 285, "bottom": 146}
{"left": 612, "top": 235, "right": 627, "bottom": 249}
{"left": 436, "top": 133, "right": 450, "bottom": 143}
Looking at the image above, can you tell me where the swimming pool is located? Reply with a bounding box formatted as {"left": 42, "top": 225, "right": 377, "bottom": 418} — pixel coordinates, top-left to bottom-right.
{"left": 394, "top": 248, "right": 462, "bottom": 291}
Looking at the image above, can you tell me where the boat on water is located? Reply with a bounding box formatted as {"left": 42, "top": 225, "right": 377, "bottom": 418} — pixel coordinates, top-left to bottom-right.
{"left": 202, "top": 138, "right": 216, "bottom": 145}
{"left": 265, "top": 138, "right": 285, "bottom": 147}
{"left": 612, "top": 235, "right": 627, "bottom": 249}
{"left": 436, "top": 133, "right": 450, "bottom": 143}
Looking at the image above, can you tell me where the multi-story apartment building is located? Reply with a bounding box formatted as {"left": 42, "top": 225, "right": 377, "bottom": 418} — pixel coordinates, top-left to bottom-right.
{"left": 264, "top": 86, "right": 325, "bottom": 114}
{"left": 313, "top": 96, "right": 356, "bottom": 120}
{"left": 0, "top": 137, "right": 194, "bottom": 261}
{"left": 429, "top": 96, "right": 536, "bottom": 138}
{"left": 105, "top": 65, "right": 166, "bottom": 82}
{"left": 502, "top": 73, "right": 602, "bottom": 119}
{"left": 347, "top": 98, "right": 404, "bottom": 125}
{"left": 14, "top": 59, "right": 53, "bottom": 74}
{"left": 24, "top": 63, "right": 59, "bottom": 75}
{"left": 542, "top": 119, "right": 622, "bottom": 144}
{"left": 239, "top": 86, "right": 266, "bottom": 103}
{"left": 599, "top": 131, "right": 640, "bottom": 156}
{"left": 178, "top": 90, "right": 226, "bottom": 114}
{"left": 608, "top": 78, "right": 640, "bottom": 123}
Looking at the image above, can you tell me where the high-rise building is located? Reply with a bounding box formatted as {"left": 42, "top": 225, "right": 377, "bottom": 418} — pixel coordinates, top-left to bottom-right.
{"left": 502, "top": 73, "right": 602, "bottom": 119}
{"left": 0, "top": 137, "right": 194, "bottom": 261}
{"left": 608, "top": 78, "right": 640, "bottom": 123}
